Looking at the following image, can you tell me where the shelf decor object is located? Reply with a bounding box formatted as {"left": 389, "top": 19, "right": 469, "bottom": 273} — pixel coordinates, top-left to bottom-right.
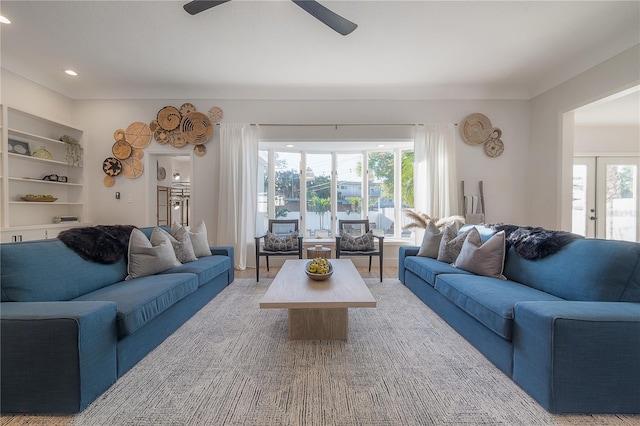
{"left": 31, "top": 146, "right": 53, "bottom": 160}
{"left": 8, "top": 139, "right": 30, "bottom": 155}
{"left": 60, "top": 134, "right": 83, "bottom": 166}
{"left": 21, "top": 195, "right": 58, "bottom": 202}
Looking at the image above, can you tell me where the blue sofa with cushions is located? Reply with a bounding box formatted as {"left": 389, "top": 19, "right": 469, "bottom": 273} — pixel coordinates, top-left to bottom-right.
{"left": 398, "top": 225, "right": 640, "bottom": 414}
{"left": 0, "top": 225, "right": 234, "bottom": 414}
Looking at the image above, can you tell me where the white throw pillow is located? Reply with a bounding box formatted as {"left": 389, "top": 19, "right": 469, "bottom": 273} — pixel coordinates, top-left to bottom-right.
{"left": 172, "top": 221, "right": 211, "bottom": 258}
{"left": 417, "top": 221, "right": 443, "bottom": 258}
{"left": 126, "top": 228, "right": 182, "bottom": 280}
{"left": 453, "top": 229, "right": 507, "bottom": 279}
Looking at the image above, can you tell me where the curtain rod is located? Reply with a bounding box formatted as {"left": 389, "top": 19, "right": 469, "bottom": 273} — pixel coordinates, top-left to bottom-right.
{"left": 253, "top": 123, "right": 458, "bottom": 127}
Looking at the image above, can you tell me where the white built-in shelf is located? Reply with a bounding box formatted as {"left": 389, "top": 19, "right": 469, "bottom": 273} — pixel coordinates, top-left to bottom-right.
{"left": 2, "top": 223, "right": 89, "bottom": 230}
{"left": 8, "top": 177, "right": 83, "bottom": 186}
{"left": 8, "top": 152, "right": 82, "bottom": 167}
{"left": 8, "top": 128, "right": 67, "bottom": 147}
{"left": 9, "top": 201, "right": 84, "bottom": 205}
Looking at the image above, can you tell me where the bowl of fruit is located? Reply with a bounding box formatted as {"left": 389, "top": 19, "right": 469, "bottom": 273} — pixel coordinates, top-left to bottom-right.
{"left": 305, "top": 258, "right": 333, "bottom": 281}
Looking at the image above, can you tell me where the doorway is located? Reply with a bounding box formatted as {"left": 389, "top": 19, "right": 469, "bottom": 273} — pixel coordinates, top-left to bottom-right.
{"left": 151, "top": 154, "right": 191, "bottom": 227}
{"left": 572, "top": 156, "right": 639, "bottom": 241}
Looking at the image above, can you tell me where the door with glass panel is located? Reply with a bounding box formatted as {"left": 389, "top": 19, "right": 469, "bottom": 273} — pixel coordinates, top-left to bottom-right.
{"left": 573, "top": 156, "right": 639, "bottom": 241}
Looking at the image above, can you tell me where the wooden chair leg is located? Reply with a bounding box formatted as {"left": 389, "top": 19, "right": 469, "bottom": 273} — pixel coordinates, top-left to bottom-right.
{"left": 256, "top": 252, "right": 260, "bottom": 282}
{"left": 266, "top": 256, "right": 270, "bottom": 271}
{"left": 379, "top": 255, "right": 383, "bottom": 282}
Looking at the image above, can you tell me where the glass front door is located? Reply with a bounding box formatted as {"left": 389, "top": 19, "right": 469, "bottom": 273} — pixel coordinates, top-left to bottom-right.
{"left": 573, "top": 156, "right": 639, "bottom": 242}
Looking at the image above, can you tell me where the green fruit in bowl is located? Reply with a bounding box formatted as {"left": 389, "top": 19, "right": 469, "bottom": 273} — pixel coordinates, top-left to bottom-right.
{"left": 308, "top": 258, "right": 331, "bottom": 274}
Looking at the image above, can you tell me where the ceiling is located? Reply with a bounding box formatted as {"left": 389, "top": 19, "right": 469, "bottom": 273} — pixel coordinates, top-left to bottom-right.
{"left": 1, "top": 0, "right": 638, "bottom": 106}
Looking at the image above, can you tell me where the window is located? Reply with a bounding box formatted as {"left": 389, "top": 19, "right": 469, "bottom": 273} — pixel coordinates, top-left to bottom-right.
{"left": 259, "top": 141, "right": 414, "bottom": 239}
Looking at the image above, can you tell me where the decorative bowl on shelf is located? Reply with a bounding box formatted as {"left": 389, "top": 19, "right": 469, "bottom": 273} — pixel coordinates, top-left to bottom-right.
{"left": 31, "top": 146, "right": 53, "bottom": 160}
{"left": 21, "top": 195, "right": 58, "bottom": 202}
{"left": 305, "top": 259, "right": 333, "bottom": 281}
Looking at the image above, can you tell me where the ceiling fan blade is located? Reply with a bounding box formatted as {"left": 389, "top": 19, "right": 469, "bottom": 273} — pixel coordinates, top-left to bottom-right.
{"left": 183, "top": 0, "right": 231, "bottom": 16}
{"left": 292, "top": 0, "right": 357, "bottom": 35}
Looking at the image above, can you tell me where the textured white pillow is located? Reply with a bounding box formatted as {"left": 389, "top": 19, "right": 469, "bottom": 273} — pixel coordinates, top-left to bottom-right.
{"left": 453, "top": 229, "right": 507, "bottom": 279}
{"left": 172, "top": 221, "right": 211, "bottom": 258}
{"left": 159, "top": 227, "right": 197, "bottom": 263}
{"left": 417, "top": 222, "right": 443, "bottom": 258}
{"left": 126, "top": 228, "right": 182, "bottom": 280}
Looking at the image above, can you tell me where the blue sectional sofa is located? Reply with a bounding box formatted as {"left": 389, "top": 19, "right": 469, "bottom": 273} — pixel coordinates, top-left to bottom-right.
{"left": 0, "top": 226, "right": 234, "bottom": 414}
{"left": 399, "top": 225, "right": 640, "bottom": 414}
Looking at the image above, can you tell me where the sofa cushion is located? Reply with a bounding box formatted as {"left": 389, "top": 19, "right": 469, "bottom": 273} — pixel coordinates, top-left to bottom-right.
{"left": 503, "top": 238, "right": 640, "bottom": 302}
{"left": 435, "top": 273, "right": 562, "bottom": 340}
{"left": 404, "top": 256, "right": 472, "bottom": 287}
{"left": 74, "top": 273, "right": 198, "bottom": 338}
{"left": 1, "top": 239, "right": 127, "bottom": 302}
{"left": 160, "top": 255, "right": 232, "bottom": 287}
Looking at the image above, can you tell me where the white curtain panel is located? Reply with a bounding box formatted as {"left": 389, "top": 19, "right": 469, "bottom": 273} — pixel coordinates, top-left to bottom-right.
{"left": 216, "top": 124, "right": 259, "bottom": 270}
{"left": 414, "top": 123, "right": 458, "bottom": 222}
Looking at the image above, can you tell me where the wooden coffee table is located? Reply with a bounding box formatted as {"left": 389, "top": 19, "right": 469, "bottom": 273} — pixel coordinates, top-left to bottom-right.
{"left": 259, "top": 259, "right": 376, "bottom": 340}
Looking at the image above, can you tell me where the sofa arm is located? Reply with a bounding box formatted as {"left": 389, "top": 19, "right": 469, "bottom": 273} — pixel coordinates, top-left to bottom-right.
{"left": 210, "top": 246, "right": 235, "bottom": 283}
{"left": 512, "top": 301, "right": 640, "bottom": 414}
{"left": 1, "top": 301, "right": 118, "bottom": 414}
{"left": 398, "top": 246, "right": 420, "bottom": 283}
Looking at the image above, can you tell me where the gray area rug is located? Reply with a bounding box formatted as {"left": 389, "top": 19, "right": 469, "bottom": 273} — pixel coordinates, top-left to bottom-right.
{"left": 2, "top": 278, "right": 639, "bottom": 426}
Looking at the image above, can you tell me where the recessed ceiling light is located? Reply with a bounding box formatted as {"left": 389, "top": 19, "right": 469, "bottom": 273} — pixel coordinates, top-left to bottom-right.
{"left": 286, "top": 144, "right": 294, "bottom": 148}
{"left": 0, "top": 16, "right": 11, "bottom": 24}
{"left": 64, "top": 69, "right": 78, "bottom": 76}
{"left": 377, "top": 144, "right": 385, "bottom": 148}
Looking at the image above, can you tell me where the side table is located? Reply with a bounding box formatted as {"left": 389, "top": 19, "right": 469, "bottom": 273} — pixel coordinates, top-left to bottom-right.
{"left": 307, "top": 246, "right": 332, "bottom": 259}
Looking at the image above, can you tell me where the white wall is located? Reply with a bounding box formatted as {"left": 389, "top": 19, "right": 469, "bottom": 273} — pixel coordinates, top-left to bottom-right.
{"left": 71, "top": 99, "right": 530, "bottom": 244}
{"left": 529, "top": 44, "right": 640, "bottom": 230}
{"left": 1, "top": 70, "right": 76, "bottom": 126}
{"left": 574, "top": 125, "right": 640, "bottom": 155}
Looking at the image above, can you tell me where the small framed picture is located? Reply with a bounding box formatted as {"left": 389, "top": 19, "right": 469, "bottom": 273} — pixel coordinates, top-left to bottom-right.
{"left": 8, "top": 140, "right": 31, "bottom": 156}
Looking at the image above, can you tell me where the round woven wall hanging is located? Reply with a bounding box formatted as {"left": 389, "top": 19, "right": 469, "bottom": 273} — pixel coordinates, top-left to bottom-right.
{"left": 208, "top": 106, "right": 223, "bottom": 123}
{"left": 125, "top": 121, "right": 152, "bottom": 148}
{"left": 103, "top": 157, "right": 122, "bottom": 176}
{"left": 112, "top": 140, "right": 132, "bottom": 160}
{"left": 194, "top": 144, "right": 207, "bottom": 157}
{"left": 461, "top": 113, "right": 493, "bottom": 145}
{"left": 113, "top": 129, "right": 126, "bottom": 142}
{"left": 103, "top": 175, "right": 116, "bottom": 187}
{"left": 180, "top": 103, "right": 196, "bottom": 116}
{"left": 157, "top": 106, "right": 181, "bottom": 131}
{"left": 181, "top": 112, "right": 213, "bottom": 145}
{"left": 121, "top": 157, "right": 144, "bottom": 179}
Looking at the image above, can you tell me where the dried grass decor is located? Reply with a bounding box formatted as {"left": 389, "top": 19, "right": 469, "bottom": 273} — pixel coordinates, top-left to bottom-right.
{"left": 402, "top": 208, "right": 465, "bottom": 230}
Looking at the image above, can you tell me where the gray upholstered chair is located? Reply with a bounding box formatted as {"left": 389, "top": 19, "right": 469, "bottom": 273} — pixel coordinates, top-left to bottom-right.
{"left": 255, "top": 219, "right": 303, "bottom": 282}
{"left": 335, "top": 219, "right": 384, "bottom": 281}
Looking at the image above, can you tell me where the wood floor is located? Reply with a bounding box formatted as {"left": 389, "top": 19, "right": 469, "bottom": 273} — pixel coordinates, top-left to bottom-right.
{"left": 235, "top": 265, "right": 399, "bottom": 280}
